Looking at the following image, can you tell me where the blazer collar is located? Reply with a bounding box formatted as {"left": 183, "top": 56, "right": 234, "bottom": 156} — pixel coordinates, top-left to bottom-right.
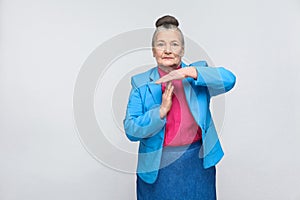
{"left": 149, "top": 67, "right": 160, "bottom": 82}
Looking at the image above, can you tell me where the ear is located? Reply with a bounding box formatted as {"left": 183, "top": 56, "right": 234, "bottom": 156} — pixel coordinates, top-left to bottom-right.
{"left": 180, "top": 47, "right": 185, "bottom": 57}
{"left": 152, "top": 47, "right": 156, "bottom": 57}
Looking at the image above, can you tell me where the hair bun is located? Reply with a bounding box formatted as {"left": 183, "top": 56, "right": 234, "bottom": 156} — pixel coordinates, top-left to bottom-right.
{"left": 155, "top": 15, "right": 179, "bottom": 28}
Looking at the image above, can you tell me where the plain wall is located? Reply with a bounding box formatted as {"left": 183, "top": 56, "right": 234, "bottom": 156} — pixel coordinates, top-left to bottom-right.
{"left": 1, "top": 0, "right": 300, "bottom": 199}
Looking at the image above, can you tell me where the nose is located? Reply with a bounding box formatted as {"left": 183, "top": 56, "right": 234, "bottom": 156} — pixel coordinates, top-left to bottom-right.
{"left": 164, "top": 44, "right": 172, "bottom": 53}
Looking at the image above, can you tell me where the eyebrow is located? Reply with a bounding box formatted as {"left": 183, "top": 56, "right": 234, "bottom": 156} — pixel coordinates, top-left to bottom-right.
{"left": 156, "top": 40, "right": 180, "bottom": 43}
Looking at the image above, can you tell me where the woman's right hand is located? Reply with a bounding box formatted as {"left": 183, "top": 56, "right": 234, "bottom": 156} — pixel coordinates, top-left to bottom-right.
{"left": 160, "top": 81, "right": 174, "bottom": 118}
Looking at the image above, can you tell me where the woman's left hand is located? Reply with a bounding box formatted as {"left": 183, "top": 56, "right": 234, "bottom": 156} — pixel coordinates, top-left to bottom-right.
{"left": 155, "top": 67, "right": 197, "bottom": 84}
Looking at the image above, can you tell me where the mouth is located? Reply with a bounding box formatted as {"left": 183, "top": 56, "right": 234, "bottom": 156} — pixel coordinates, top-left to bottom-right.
{"left": 162, "top": 57, "right": 174, "bottom": 60}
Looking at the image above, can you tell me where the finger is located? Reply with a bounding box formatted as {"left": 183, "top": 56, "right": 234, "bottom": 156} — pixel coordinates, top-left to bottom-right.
{"left": 165, "top": 82, "right": 172, "bottom": 94}
{"left": 169, "top": 85, "right": 174, "bottom": 96}
{"left": 166, "top": 81, "right": 172, "bottom": 89}
{"left": 155, "top": 77, "right": 165, "bottom": 84}
{"left": 155, "top": 74, "right": 172, "bottom": 84}
{"left": 163, "top": 82, "right": 170, "bottom": 97}
{"left": 166, "top": 83, "right": 174, "bottom": 98}
{"left": 165, "top": 85, "right": 174, "bottom": 101}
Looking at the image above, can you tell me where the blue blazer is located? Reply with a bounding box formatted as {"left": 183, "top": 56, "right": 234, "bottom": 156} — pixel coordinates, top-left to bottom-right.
{"left": 123, "top": 61, "right": 236, "bottom": 184}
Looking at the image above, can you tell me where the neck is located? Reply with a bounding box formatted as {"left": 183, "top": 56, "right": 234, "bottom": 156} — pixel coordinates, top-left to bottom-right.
{"left": 158, "top": 63, "right": 181, "bottom": 73}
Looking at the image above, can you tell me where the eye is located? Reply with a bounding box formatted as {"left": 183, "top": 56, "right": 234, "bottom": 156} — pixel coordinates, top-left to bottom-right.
{"left": 171, "top": 42, "right": 179, "bottom": 47}
{"left": 156, "top": 42, "right": 165, "bottom": 47}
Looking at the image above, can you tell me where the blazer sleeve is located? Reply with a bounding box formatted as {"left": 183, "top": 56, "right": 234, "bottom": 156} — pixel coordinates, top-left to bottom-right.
{"left": 123, "top": 78, "right": 166, "bottom": 142}
{"left": 191, "top": 61, "right": 236, "bottom": 96}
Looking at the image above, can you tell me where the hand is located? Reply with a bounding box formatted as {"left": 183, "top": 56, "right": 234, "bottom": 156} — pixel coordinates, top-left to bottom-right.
{"left": 155, "top": 67, "right": 197, "bottom": 84}
{"left": 160, "top": 81, "right": 174, "bottom": 118}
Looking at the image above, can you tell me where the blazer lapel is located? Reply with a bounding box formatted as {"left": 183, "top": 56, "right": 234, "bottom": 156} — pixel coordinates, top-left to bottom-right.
{"left": 147, "top": 67, "right": 162, "bottom": 105}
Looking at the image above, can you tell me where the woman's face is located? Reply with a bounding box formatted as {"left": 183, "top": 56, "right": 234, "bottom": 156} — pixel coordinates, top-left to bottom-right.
{"left": 152, "top": 30, "right": 184, "bottom": 70}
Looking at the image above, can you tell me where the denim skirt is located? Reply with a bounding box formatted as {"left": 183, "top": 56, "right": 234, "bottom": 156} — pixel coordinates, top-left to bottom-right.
{"left": 136, "top": 141, "right": 216, "bottom": 200}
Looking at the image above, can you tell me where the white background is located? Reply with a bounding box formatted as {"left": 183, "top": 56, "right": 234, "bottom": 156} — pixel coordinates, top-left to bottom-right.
{"left": 1, "top": 0, "right": 300, "bottom": 199}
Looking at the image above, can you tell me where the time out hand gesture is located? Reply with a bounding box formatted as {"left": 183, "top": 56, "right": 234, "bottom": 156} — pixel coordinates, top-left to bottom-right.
{"left": 160, "top": 81, "right": 174, "bottom": 118}
{"left": 155, "top": 67, "right": 197, "bottom": 84}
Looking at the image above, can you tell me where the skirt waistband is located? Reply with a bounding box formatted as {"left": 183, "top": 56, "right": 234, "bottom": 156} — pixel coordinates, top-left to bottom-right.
{"left": 162, "top": 140, "right": 202, "bottom": 153}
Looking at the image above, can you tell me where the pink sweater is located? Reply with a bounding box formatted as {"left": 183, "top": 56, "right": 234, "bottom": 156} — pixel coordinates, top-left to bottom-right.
{"left": 158, "top": 66, "right": 202, "bottom": 146}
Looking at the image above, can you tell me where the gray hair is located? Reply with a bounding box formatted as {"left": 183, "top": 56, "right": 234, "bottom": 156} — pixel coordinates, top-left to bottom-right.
{"left": 151, "top": 24, "right": 185, "bottom": 48}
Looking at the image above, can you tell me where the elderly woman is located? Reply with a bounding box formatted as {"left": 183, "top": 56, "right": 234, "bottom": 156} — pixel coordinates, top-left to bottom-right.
{"left": 123, "top": 15, "right": 236, "bottom": 200}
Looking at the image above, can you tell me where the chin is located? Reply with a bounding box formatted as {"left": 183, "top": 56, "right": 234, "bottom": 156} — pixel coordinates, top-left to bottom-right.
{"left": 166, "top": 64, "right": 179, "bottom": 69}
{"left": 161, "top": 61, "right": 178, "bottom": 68}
